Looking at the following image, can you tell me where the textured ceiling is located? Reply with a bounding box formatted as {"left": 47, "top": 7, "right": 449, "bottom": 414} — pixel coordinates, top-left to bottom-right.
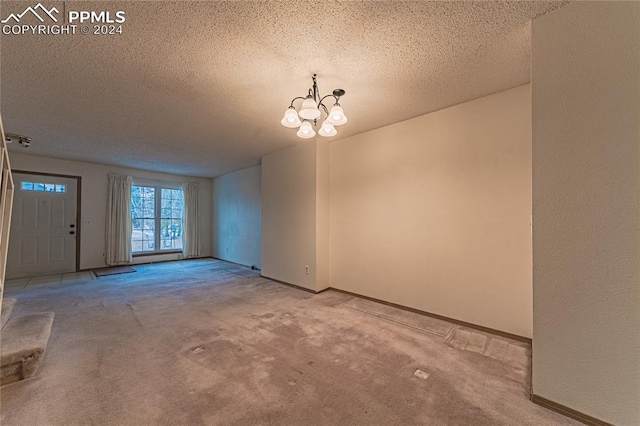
{"left": 1, "top": 1, "right": 568, "bottom": 178}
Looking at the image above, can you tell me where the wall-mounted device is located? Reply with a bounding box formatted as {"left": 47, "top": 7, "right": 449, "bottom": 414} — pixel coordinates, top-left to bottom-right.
{"left": 5, "top": 133, "right": 31, "bottom": 148}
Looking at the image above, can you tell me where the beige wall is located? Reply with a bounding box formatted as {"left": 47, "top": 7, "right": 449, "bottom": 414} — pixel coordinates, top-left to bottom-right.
{"left": 315, "top": 140, "right": 330, "bottom": 290}
{"left": 8, "top": 153, "right": 212, "bottom": 270}
{"left": 531, "top": 2, "right": 640, "bottom": 424}
{"left": 212, "top": 165, "right": 261, "bottom": 268}
{"left": 261, "top": 140, "right": 330, "bottom": 292}
{"left": 330, "top": 85, "right": 532, "bottom": 338}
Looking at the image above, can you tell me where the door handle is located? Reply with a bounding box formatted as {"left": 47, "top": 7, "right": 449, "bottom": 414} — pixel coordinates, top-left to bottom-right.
{"left": 69, "top": 231, "right": 75, "bottom": 235}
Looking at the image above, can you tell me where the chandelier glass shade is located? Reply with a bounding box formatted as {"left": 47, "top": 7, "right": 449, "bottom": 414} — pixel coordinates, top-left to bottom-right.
{"left": 318, "top": 120, "right": 337, "bottom": 137}
{"left": 281, "top": 107, "right": 301, "bottom": 128}
{"left": 297, "top": 121, "right": 316, "bottom": 139}
{"left": 327, "top": 105, "right": 348, "bottom": 126}
{"left": 299, "top": 98, "right": 321, "bottom": 120}
{"left": 281, "top": 74, "right": 348, "bottom": 139}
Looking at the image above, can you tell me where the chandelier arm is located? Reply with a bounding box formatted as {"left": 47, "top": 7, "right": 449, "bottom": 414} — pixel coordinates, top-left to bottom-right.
{"left": 289, "top": 96, "right": 307, "bottom": 107}
{"left": 319, "top": 103, "right": 330, "bottom": 117}
{"left": 319, "top": 94, "right": 339, "bottom": 105}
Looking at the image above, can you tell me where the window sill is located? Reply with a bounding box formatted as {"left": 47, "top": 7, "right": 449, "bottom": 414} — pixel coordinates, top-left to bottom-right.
{"left": 133, "top": 250, "right": 182, "bottom": 258}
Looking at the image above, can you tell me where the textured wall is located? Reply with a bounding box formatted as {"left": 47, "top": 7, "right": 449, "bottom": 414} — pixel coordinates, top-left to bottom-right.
{"left": 261, "top": 142, "right": 319, "bottom": 291}
{"left": 8, "top": 153, "right": 212, "bottom": 270}
{"left": 532, "top": 2, "right": 640, "bottom": 424}
{"left": 212, "top": 166, "right": 262, "bottom": 268}
{"left": 330, "top": 85, "right": 532, "bottom": 338}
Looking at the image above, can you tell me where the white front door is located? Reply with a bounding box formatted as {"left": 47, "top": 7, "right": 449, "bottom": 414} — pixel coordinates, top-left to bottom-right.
{"left": 7, "top": 173, "right": 78, "bottom": 278}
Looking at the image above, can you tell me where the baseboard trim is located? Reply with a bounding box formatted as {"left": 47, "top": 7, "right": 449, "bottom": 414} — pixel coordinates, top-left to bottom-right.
{"left": 210, "top": 256, "right": 260, "bottom": 271}
{"left": 259, "top": 275, "right": 329, "bottom": 294}
{"left": 530, "top": 394, "right": 612, "bottom": 426}
{"left": 328, "top": 288, "right": 531, "bottom": 344}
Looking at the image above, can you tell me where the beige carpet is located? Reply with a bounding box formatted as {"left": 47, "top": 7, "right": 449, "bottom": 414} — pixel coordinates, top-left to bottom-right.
{"left": 1, "top": 259, "right": 577, "bottom": 425}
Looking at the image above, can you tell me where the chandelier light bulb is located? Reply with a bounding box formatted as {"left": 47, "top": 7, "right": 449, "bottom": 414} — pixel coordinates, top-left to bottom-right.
{"left": 281, "top": 107, "right": 301, "bottom": 128}
{"left": 297, "top": 121, "right": 316, "bottom": 139}
{"left": 299, "top": 97, "right": 321, "bottom": 120}
{"left": 318, "top": 120, "right": 337, "bottom": 137}
{"left": 327, "top": 104, "right": 348, "bottom": 126}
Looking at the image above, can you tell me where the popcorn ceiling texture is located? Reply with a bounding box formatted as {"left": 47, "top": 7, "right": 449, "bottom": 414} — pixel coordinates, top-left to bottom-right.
{"left": 0, "top": 1, "right": 567, "bottom": 177}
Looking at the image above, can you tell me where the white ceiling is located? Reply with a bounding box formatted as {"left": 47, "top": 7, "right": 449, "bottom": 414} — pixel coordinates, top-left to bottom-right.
{"left": 0, "top": 1, "right": 568, "bottom": 178}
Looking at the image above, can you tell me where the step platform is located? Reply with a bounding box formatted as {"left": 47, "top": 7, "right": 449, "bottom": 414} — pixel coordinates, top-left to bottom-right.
{"left": 1, "top": 312, "right": 55, "bottom": 385}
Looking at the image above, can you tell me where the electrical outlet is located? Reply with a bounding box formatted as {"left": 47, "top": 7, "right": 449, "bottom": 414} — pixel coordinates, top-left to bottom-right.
{"left": 305, "top": 265, "right": 310, "bottom": 275}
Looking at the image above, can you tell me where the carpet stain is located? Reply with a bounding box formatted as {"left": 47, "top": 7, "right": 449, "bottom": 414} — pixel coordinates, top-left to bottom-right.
{"left": 190, "top": 345, "right": 205, "bottom": 354}
{"left": 413, "top": 368, "right": 430, "bottom": 380}
{"left": 447, "top": 327, "right": 530, "bottom": 376}
{"left": 341, "top": 298, "right": 454, "bottom": 337}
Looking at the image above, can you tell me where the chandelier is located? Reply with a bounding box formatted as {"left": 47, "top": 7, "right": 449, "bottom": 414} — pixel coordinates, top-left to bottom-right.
{"left": 280, "top": 74, "right": 348, "bottom": 139}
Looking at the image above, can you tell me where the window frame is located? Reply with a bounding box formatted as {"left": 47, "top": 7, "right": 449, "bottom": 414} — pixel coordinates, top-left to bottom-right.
{"left": 20, "top": 181, "right": 66, "bottom": 193}
{"left": 131, "top": 181, "right": 184, "bottom": 256}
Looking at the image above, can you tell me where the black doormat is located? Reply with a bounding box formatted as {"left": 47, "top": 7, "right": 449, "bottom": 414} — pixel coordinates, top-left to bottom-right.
{"left": 92, "top": 266, "right": 136, "bottom": 277}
